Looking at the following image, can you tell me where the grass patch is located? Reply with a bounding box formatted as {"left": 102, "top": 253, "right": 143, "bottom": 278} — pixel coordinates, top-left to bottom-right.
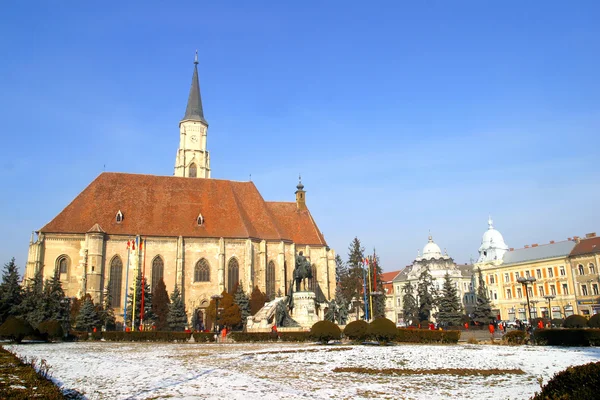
{"left": 0, "top": 345, "right": 83, "bottom": 399}
{"left": 333, "top": 367, "right": 526, "bottom": 376}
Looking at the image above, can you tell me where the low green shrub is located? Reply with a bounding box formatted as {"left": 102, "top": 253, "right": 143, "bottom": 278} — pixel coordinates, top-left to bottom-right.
{"left": 532, "top": 361, "right": 600, "bottom": 400}
{"left": 38, "top": 320, "right": 64, "bottom": 341}
{"left": 550, "top": 318, "right": 564, "bottom": 327}
{"left": 534, "top": 329, "right": 600, "bottom": 346}
{"left": 343, "top": 320, "right": 369, "bottom": 342}
{"left": 563, "top": 314, "right": 588, "bottom": 328}
{"left": 278, "top": 332, "right": 311, "bottom": 342}
{"left": 229, "top": 332, "right": 274, "bottom": 342}
{"left": 192, "top": 332, "right": 216, "bottom": 342}
{"left": 396, "top": 328, "right": 460, "bottom": 344}
{"left": 0, "top": 317, "right": 34, "bottom": 343}
{"left": 503, "top": 330, "right": 526, "bottom": 345}
{"left": 588, "top": 313, "right": 600, "bottom": 328}
{"left": 102, "top": 331, "right": 191, "bottom": 342}
{"left": 368, "top": 318, "right": 397, "bottom": 343}
{"left": 309, "top": 320, "right": 341, "bottom": 344}
{"left": 69, "top": 331, "right": 89, "bottom": 341}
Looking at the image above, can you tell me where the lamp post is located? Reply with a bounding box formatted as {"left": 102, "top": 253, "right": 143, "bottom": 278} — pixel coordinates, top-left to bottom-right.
{"left": 544, "top": 295, "right": 555, "bottom": 325}
{"left": 211, "top": 294, "right": 223, "bottom": 334}
{"left": 517, "top": 276, "right": 536, "bottom": 325}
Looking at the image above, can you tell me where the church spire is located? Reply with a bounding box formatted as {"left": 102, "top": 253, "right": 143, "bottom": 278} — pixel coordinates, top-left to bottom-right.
{"left": 182, "top": 50, "right": 207, "bottom": 124}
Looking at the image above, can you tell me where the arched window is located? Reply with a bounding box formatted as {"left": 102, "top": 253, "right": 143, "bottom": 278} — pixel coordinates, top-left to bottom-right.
{"left": 194, "top": 258, "right": 210, "bottom": 282}
{"left": 109, "top": 256, "right": 123, "bottom": 307}
{"left": 151, "top": 256, "right": 164, "bottom": 290}
{"left": 266, "top": 260, "right": 276, "bottom": 300}
{"left": 189, "top": 163, "right": 197, "bottom": 178}
{"left": 309, "top": 264, "right": 317, "bottom": 291}
{"left": 579, "top": 264, "right": 585, "bottom": 275}
{"left": 116, "top": 210, "right": 124, "bottom": 223}
{"left": 590, "top": 263, "right": 596, "bottom": 275}
{"left": 56, "top": 255, "right": 70, "bottom": 275}
{"left": 227, "top": 257, "right": 239, "bottom": 294}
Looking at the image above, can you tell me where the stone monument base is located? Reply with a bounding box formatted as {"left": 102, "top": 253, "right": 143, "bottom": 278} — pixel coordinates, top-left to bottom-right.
{"left": 290, "top": 291, "right": 319, "bottom": 328}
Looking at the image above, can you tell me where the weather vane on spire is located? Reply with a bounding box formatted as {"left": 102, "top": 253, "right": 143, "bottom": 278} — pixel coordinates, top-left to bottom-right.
{"left": 194, "top": 50, "right": 198, "bottom": 65}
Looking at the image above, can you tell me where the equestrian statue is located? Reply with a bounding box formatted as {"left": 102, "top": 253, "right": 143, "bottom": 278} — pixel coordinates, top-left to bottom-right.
{"left": 293, "top": 251, "right": 313, "bottom": 292}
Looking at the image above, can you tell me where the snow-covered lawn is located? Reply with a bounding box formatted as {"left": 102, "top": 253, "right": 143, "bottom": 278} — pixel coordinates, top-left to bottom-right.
{"left": 5, "top": 342, "right": 599, "bottom": 399}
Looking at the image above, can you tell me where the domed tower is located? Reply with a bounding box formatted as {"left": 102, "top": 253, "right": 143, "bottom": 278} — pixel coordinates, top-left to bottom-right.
{"left": 477, "top": 216, "right": 509, "bottom": 263}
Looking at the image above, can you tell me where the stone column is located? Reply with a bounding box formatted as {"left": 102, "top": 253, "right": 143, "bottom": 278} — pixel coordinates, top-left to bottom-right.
{"left": 245, "top": 239, "right": 253, "bottom": 293}
{"left": 218, "top": 237, "right": 225, "bottom": 293}
{"left": 85, "top": 232, "right": 105, "bottom": 304}
{"left": 278, "top": 241, "right": 285, "bottom": 295}
{"left": 258, "top": 240, "right": 267, "bottom": 291}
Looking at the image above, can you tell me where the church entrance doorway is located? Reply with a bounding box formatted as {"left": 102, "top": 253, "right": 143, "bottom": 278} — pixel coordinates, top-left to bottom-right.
{"left": 194, "top": 308, "right": 205, "bottom": 331}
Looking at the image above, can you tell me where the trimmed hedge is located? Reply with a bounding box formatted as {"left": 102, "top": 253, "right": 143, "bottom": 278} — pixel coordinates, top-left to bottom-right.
{"left": 369, "top": 318, "right": 397, "bottom": 343}
{"left": 534, "top": 329, "right": 600, "bottom": 346}
{"left": 38, "top": 320, "right": 64, "bottom": 341}
{"left": 532, "top": 361, "right": 600, "bottom": 400}
{"left": 343, "top": 320, "right": 370, "bottom": 342}
{"left": 229, "top": 332, "right": 275, "bottom": 342}
{"left": 310, "top": 320, "right": 342, "bottom": 344}
{"left": 588, "top": 313, "right": 600, "bottom": 328}
{"left": 102, "top": 331, "right": 191, "bottom": 342}
{"left": 396, "top": 328, "right": 460, "bottom": 344}
{"left": 279, "top": 332, "right": 311, "bottom": 342}
{"left": 563, "top": 314, "right": 588, "bottom": 328}
{"left": 192, "top": 332, "right": 216, "bottom": 342}
{"left": 503, "top": 330, "right": 526, "bottom": 345}
{"left": 0, "top": 317, "right": 34, "bottom": 343}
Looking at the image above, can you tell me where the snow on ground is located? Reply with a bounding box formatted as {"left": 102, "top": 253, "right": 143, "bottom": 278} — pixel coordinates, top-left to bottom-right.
{"left": 5, "top": 342, "right": 600, "bottom": 400}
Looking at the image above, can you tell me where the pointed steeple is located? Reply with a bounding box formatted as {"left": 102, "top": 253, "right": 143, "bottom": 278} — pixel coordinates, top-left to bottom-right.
{"left": 182, "top": 50, "right": 208, "bottom": 124}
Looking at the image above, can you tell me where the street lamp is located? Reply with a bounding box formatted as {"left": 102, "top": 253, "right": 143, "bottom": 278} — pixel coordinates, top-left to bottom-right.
{"left": 544, "top": 295, "right": 555, "bottom": 324}
{"left": 211, "top": 294, "right": 223, "bottom": 334}
{"left": 517, "top": 276, "right": 536, "bottom": 325}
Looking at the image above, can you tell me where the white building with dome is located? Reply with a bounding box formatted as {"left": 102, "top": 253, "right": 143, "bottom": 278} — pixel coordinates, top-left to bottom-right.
{"left": 477, "top": 217, "right": 509, "bottom": 264}
{"left": 393, "top": 234, "right": 474, "bottom": 324}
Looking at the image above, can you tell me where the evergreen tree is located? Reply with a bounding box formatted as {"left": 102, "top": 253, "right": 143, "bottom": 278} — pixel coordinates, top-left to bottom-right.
{"left": 436, "top": 273, "right": 463, "bottom": 326}
{"left": 76, "top": 297, "right": 100, "bottom": 332}
{"left": 151, "top": 278, "right": 170, "bottom": 331}
{"left": 249, "top": 286, "right": 267, "bottom": 315}
{"left": 18, "top": 270, "right": 46, "bottom": 329}
{"left": 370, "top": 252, "right": 386, "bottom": 319}
{"left": 167, "top": 285, "right": 187, "bottom": 331}
{"left": 101, "top": 282, "right": 116, "bottom": 331}
{"left": 0, "top": 258, "right": 23, "bottom": 324}
{"left": 340, "top": 237, "right": 365, "bottom": 316}
{"left": 233, "top": 282, "right": 251, "bottom": 329}
{"left": 335, "top": 254, "right": 347, "bottom": 284}
{"left": 43, "top": 267, "right": 70, "bottom": 331}
{"left": 125, "top": 273, "right": 154, "bottom": 329}
{"left": 472, "top": 268, "right": 494, "bottom": 325}
{"left": 402, "top": 282, "right": 418, "bottom": 325}
{"left": 417, "top": 267, "right": 436, "bottom": 322}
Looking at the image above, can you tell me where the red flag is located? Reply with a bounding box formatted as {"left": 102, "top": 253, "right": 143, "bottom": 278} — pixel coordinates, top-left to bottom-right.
{"left": 364, "top": 258, "right": 369, "bottom": 265}
{"left": 139, "top": 239, "right": 144, "bottom": 251}
{"left": 126, "top": 240, "right": 130, "bottom": 250}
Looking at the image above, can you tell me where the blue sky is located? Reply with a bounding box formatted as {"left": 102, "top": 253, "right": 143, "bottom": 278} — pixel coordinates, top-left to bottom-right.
{"left": 1, "top": 1, "right": 599, "bottom": 274}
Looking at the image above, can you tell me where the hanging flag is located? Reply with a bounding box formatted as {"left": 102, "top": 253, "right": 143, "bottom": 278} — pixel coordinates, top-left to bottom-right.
{"left": 139, "top": 239, "right": 144, "bottom": 251}
{"left": 131, "top": 240, "right": 136, "bottom": 250}
{"left": 364, "top": 258, "right": 369, "bottom": 266}
{"left": 126, "top": 240, "right": 130, "bottom": 250}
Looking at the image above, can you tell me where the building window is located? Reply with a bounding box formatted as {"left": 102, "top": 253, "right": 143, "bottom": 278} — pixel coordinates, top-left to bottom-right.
{"left": 151, "top": 256, "right": 164, "bottom": 291}
{"left": 504, "top": 273, "right": 509, "bottom": 283}
{"left": 116, "top": 210, "right": 123, "bottom": 223}
{"left": 527, "top": 287, "right": 533, "bottom": 298}
{"left": 559, "top": 266, "right": 565, "bottom": 276}
{"left": 493, "top": 291, "right": 497, "bottom": 300}
{"left": 582, "top": 285, "right": 588, "bottom": 296}
{"left": 194, "top": 258, "right": 210, "bottom": 282}
{"left": 506, "top": 289, "right": 512, "bottom": 299}
{"left": 489, "top": 275, "right": 495, "bottom": 284}
{"left": 109, "top": 256, "right": 123, "bottom": 306}
{"left": 593, "top": 284, "right": 599, "bottom": 296}
{"left": 517, "top": 288, "right": 522, "bottom": 298}
{"left": 590, "top": 264, "right": 596, "bottom": 275}
{"left": 189, "top": 163, "right": 197, "bottom": 178}
{"left": 515, "top": 272, "right": 520, "bottom": 279}
{"left": 536, "top": 269, "right": 542, "bottom": 279}
{"left": 227, "top": 258, "right": 239, "bottom": 294}
{"left": 578, "top": 264, "right": 584, "bottom": 275}
{"left": 525, "top": 270, "right": 531, "bottom": 278}
{"left": 197, "top": 213, "right": 204, "bottom": 226}
{"left": 56, "top": 255, "right": 70, "bottom": 275}
{"left": 550, "top": 285, "right": 556, "bottom": 296}
{"left": 562, "top": 283, "right": 569, "bottom": 295}
{"left": 266, "top": 260, "right": 276, "bottom": 300}
{"left": 548, "top": 268, "right": 554, "bottom": 278}
{"left": 538, "top": 286, "right": 544, "bottom": 297}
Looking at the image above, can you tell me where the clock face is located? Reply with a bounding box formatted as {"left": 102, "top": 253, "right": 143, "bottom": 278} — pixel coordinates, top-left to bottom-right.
{"left": 190, "top": 135, "right": 198, "bottom": 143}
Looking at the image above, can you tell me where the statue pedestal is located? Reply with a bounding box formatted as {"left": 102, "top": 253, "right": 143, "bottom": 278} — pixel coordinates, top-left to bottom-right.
{"left": 291, "top": 291, "right": 319, "bottom": 328}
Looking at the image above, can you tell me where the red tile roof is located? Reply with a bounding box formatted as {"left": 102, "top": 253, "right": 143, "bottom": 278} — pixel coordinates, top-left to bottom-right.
{"left": 570, "top": 236, "right": 600, "bottom": 257}
{"left": 380, "top": 271, "right": 401, "bottom": 295}
{"left": 41, "top": 172, "right": 327, "bottom": 245}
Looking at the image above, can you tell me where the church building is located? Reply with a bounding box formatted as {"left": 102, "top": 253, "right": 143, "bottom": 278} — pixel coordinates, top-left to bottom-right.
{"left": 24, "top": 53, "right": 336, "bottom": 328}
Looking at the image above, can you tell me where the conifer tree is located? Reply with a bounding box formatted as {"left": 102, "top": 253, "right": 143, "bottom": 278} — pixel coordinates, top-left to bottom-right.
{"left": 370, "top": 252, "right": 386, "bottom": 319}
{"left": 340, "top": 237, "right": 365, "bottom": 315}
{"left": 151, "top": 278, "right": 170, "bottom": 331}
{"left": 249, "top": 286, "right": 267, "bottom": 315}
{"left": 436, "top": 273, "right": 463, "bottom": 326}
{"left": 0, "top": 258, "right": 23, "bottom": 324}
{"left": 402, "top": 282, "right": 418, "bottom": 325}
{"left": 417, "top": 266, "right": 436, "bottom": 322}
{"left": 76, "top": 297, "right": 100, "bottom": 332}
{"left": 18, "top": 270, "right": 45, "bottom": 329}
{"left": 472, "top": 267, "right": 494, "bottom": 325}
{"left": 126, "top": 273, "right": 154, "bottom": 328}
{"left": 335, "top": 254, "right": 347, "bottom": 284}
{"left": 101, "top": 282, "right": 116, "bottom": 331}
{"left": 233, "top": 282, "right": 250, "bottom": 329}
{"left": 167, "top": 285, "right": 187, "bottom": 331}
{"left": 43, "top": 267, "right": 69, "bottom": 330}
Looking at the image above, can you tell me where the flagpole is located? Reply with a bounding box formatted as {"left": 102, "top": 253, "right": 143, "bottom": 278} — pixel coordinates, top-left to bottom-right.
{"left": 367, "top": 256, "right": 374, "bottom": 321}
{"left": 123, "top": 240, "right": 131, "bottom": 331}
{"left": 132, "top": 236, "right": 138, "bottom": 332}
{"left": 140, "top": 238, "right": 146, "bottom": 330}
{"left": 362, "top": 261, "right": 368, "bottom": 321}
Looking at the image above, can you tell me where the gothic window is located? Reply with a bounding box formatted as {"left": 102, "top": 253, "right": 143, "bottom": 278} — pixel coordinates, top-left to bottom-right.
{"left": 227, "top": 258, "right": 239, "bottom": 294}
{"left": 308, "top": 264, "right": 317, "bottom": 291}
{"left": 189, "top": 163, "right": 197, "bottom": 178}
{"left": 266, "top": 260, "right": 276, "bottom": 300}
{"left": 56, "top": 255, "right": 70, "bottom": 275}
{"left": 109, "top": 256, "right": 123, "bottom": 306}
{"left": 194, "top": 259, "right": 210, "bottom": 282}
{"left": 116, "top": 210, "right": 123, "bottom": 223}
{"left": 197, "top": 213, "right": 204, "bottom": 226}
{"left": 590, "top": 263, "right": 596, "bottom": 275}
{"left": 151, "top": 256, "right": 164, "bottom": 290}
